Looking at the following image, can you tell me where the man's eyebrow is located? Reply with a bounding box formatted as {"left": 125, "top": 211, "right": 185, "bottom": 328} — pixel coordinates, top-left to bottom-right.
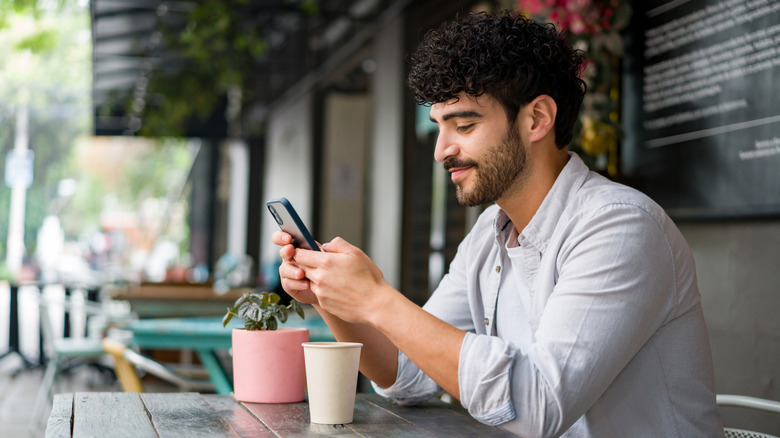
{"left": 429, "top": 111, "right": 484, "bottom": 123}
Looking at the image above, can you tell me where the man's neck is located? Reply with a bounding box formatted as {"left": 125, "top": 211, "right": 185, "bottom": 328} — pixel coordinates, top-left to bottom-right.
{"left": 497, "top": 147, "right": 570, "bottom": 233}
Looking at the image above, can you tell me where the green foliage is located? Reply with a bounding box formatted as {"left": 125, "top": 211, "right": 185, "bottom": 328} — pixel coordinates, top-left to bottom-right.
{"left": 0, "top": 0, "right": 67, "bottom": 47}
{"left": 299, "top": 0, "right": 320, "bottom": 17}
{"left": 120, "top": 139, "right": 194, "bottom": 203}
{"left": 137, "top": 73, "right": 221, "bottom": 138}
{"left": 0, "top": 1, "right": 91, "bottom": 255}
{"left": 14, "top": 27, "right": 57, "bottom": 52}
{"left": 58, "top": 172, "right": 103, "bottom": 237}
{"left": 0, "top": 2, "right": 195, "bottom": 273}
{"left": 57, "top": 138, "right": 195, "bottom": 246}
{"left": 127, "top": 0, "right": 318, "bottom": 137}
{"left": 223, "top": 292, "right": 305, "bottom": 331}
{"left": 134, "top": 0, "right": 265, "bottom": 137}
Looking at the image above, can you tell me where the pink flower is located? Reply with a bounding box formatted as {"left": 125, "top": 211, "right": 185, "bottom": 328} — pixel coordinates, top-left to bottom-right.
{"left": 518, "top": 0, "right": 546, "bottom": 15}
{"left": 565, "top": 0, "right": 592, "bottom": 14}
{"left": 568, "top": 14, "right": 587, "bottom": 33}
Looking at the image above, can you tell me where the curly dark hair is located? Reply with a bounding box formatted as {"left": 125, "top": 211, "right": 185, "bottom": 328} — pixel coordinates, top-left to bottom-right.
{"left": 408, "top": 10, "right": 586, "bottom": 148}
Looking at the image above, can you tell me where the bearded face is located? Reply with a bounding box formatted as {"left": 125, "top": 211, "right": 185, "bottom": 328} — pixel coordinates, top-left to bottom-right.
{"left": 444, "top": 125, "right": 528, "bottom": 207}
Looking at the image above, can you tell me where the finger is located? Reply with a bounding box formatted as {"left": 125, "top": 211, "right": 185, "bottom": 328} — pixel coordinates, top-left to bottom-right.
{"left": 279, "top": 262, "right": 306, "bottom": 280}
{"left": 272, "top": 230, "right": 293, "bottom": 246}
{"left": 281, "top": 277, "right": 311, "bottom": 292}
{"left": 292, "top": 246, "right": 330, "bottom": 267}
{"left": 279, "top": 243, "right": 296, "bottom": 261}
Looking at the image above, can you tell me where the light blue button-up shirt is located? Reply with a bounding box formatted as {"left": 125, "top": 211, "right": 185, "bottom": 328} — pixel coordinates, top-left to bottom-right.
{"left": 374, "top": 153, "right": 724, "bottom": 437}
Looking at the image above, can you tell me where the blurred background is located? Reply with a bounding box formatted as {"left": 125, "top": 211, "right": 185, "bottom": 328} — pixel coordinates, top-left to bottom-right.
{"left": 0, "top": 0, "right": 778, "bottom": 436}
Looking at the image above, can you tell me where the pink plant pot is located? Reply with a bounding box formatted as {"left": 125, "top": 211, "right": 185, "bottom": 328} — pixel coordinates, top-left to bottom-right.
{"left": 232, "top": 327, "right": 309, "bottom": 403}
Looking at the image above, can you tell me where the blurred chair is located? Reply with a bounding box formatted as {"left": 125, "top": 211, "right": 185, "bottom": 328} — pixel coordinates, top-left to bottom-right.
{"left": 102, "top": 337, "right": 214, "bottom": 393}
{"left": 29, "top": 293, "right": 110, "bottom": 433}
{"left": 718, "top": 394, "right": 780, "bottom": 438}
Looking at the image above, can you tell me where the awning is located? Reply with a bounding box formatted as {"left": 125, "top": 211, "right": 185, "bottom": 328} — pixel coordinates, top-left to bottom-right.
{"left": 90, "top": 0, "right": 394, "bottom": 137}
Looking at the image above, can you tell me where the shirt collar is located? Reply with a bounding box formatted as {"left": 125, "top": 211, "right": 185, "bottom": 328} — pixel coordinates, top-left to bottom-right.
{"left": 493, "top": 152, "right": 590, "bottom": 251}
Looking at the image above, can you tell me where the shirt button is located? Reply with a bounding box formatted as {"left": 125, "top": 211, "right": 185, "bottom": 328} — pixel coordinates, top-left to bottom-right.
{"left": 495, "top": 265, "right": 501, "bottom": 273}
{"left": 484, "top": 318, "right": 490, "bottom": 326}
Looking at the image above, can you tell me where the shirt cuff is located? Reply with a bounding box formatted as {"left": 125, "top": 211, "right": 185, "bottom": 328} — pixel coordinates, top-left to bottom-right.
{"left": 371, "top": 349, "right": 442, "bottom": 405}
{"left": 471, "top": 400, "right": 516, "bottom": 426}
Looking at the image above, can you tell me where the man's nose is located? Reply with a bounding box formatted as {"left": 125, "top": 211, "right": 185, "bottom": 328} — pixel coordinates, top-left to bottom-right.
{"left": 434, "top": 131, "right": 459, "bottom": 163}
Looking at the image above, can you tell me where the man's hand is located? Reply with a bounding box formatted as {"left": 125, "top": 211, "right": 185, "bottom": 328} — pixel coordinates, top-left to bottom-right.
{"left": 273, "top": 231, "right": 401, "bottom": 387}
{"left": 292, "top": 237, "right": 393, "bottom": 326}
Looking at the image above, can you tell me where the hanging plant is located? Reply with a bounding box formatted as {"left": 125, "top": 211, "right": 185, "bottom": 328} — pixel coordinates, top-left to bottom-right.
{"left": 112, "top": 0, "right": 319, "bottom": 138}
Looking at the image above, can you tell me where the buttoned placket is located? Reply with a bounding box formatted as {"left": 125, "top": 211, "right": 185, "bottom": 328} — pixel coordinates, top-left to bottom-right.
{"left": 483, "top": 218, "right": 510, "bottom": 336}
{"left": 482, "top": 244, "right": 503, "bottom": 335}
{"left": 516, "top": 233, "right": 542, "bottom": 326}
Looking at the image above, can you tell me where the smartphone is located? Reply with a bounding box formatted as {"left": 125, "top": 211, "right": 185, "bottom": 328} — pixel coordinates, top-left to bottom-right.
{"left": 266, "top": 197, "right": 320, "bottom": 251}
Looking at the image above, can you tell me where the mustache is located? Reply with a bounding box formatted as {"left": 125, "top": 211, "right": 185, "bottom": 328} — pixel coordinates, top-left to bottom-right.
{"left": 443, "top": 159, "right": 477, "bottom": 171}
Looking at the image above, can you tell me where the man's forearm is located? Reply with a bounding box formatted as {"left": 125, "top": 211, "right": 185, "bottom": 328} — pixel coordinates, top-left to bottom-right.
{"left": 367, "top": 287, "right": 466, "bottom": 398}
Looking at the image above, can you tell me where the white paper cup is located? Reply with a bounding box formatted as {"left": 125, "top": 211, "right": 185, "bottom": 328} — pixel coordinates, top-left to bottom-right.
{"left": 302, "top": 342, "right": 363, "bottom": 424}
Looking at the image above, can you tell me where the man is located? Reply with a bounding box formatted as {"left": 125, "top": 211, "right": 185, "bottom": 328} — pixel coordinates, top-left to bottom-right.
{"left": 273, "top": 10, "right": 724, "bottom": 437}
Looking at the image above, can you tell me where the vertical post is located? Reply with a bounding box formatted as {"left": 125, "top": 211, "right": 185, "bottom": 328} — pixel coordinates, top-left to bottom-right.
{"left": 63, "top": 287, "right": 71, "bottom": 338}
{"left": 8, "top": 284, "right": 20, "bottom": 354}
{"left": 6, "top": 106, "right": 29, "bottom": 275}
{"left": 226, "top": 140, "right": 249, "bottom": 260}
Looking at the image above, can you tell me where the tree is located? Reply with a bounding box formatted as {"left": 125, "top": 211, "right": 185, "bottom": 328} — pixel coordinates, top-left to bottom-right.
{"left": 0, "top": 0, "right": 90, "bottom": 261}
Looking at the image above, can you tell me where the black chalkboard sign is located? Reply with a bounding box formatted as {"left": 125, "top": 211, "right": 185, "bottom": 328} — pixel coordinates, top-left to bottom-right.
{"left": 621, "top": 0, "right": 780, "bottom": 218}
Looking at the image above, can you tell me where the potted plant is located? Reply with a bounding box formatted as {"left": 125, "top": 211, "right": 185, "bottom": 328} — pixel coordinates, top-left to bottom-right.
{"left": 223, "top": 291, "right": 308, "bottom": 403}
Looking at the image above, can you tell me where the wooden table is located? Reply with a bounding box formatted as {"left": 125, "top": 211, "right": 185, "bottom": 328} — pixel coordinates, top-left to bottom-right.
{"left": 47, "top": 392, "right": 516, "bottom": 438}
{"left": 109, "top": 283, "right": 251, "bottom": 318}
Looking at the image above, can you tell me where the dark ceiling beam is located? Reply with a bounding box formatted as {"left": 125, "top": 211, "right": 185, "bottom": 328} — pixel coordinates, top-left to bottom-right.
{"left": 93, "top": 0, "right": 198, "bottom": 14}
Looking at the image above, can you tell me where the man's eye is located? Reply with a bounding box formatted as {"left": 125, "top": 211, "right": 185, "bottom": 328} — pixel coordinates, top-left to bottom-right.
{"left": 456, "top": 124, "right": 474, "bottom": 132}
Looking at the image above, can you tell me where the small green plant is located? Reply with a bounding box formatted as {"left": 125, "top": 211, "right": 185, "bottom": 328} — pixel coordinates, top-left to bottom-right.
{"left": 223, "top": 291, "right": 305, "bottom": 331}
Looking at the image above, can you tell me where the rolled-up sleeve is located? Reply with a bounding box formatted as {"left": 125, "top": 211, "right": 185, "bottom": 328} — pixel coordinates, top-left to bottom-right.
{"left": 370, "top": 350, "right": 442, "bottom": 404}
{"left": 459, "top": 332, "right": 516, "bottom": 425}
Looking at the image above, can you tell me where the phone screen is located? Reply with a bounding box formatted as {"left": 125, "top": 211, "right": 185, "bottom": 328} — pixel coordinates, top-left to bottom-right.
{"left": 266, "top": 198, "right": 320, "bottom": 251}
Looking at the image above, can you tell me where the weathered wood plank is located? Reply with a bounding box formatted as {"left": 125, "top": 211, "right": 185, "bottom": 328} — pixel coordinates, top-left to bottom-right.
{"left": 341, "top": 396, "right": 440, "bottom": 438}
{"left": 358, "top": 393, "right": 517, "bottom": 438}
{"left": 241, "top": 400, "right": 356, "bottom": 437}
{"left": 202, "top": 394, "right": 275, "bottom": 438}
{"left": 45, "top": 393, "right": 73, "bottom": 438}
{"left": 141, "top": 392, "right": 238, "bottom": 437}
{"left": 72, "top": 392, "right": 158, "bottom": 438}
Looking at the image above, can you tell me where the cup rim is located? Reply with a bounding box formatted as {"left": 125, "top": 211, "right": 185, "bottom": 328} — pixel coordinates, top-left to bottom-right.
{"left": 302, "top": 341, "right": 363, "bottom": 348}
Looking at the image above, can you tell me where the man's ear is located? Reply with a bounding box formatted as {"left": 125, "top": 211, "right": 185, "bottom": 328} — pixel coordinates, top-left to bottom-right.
{"left": 522, "top": 95, "right": 557, "bottom": 143}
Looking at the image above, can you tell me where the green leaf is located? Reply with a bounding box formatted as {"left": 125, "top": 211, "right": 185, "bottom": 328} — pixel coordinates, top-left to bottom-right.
{"left": 249, "top": 307, "right": 262, "bottom": 323}
{"left": 260, "top": 292, "right": 281, "bottom": 305}
{"left": 290, "top": 300, "right": 305, "bottom": 319}
{"left": 278, "top": 306, "right": 288, "bottom": 324}
{"left": 222, "top": 309, "right": 234, "bottom": 327}
{"left": 232, "top": 293, "right": 250, "bottom": 308}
